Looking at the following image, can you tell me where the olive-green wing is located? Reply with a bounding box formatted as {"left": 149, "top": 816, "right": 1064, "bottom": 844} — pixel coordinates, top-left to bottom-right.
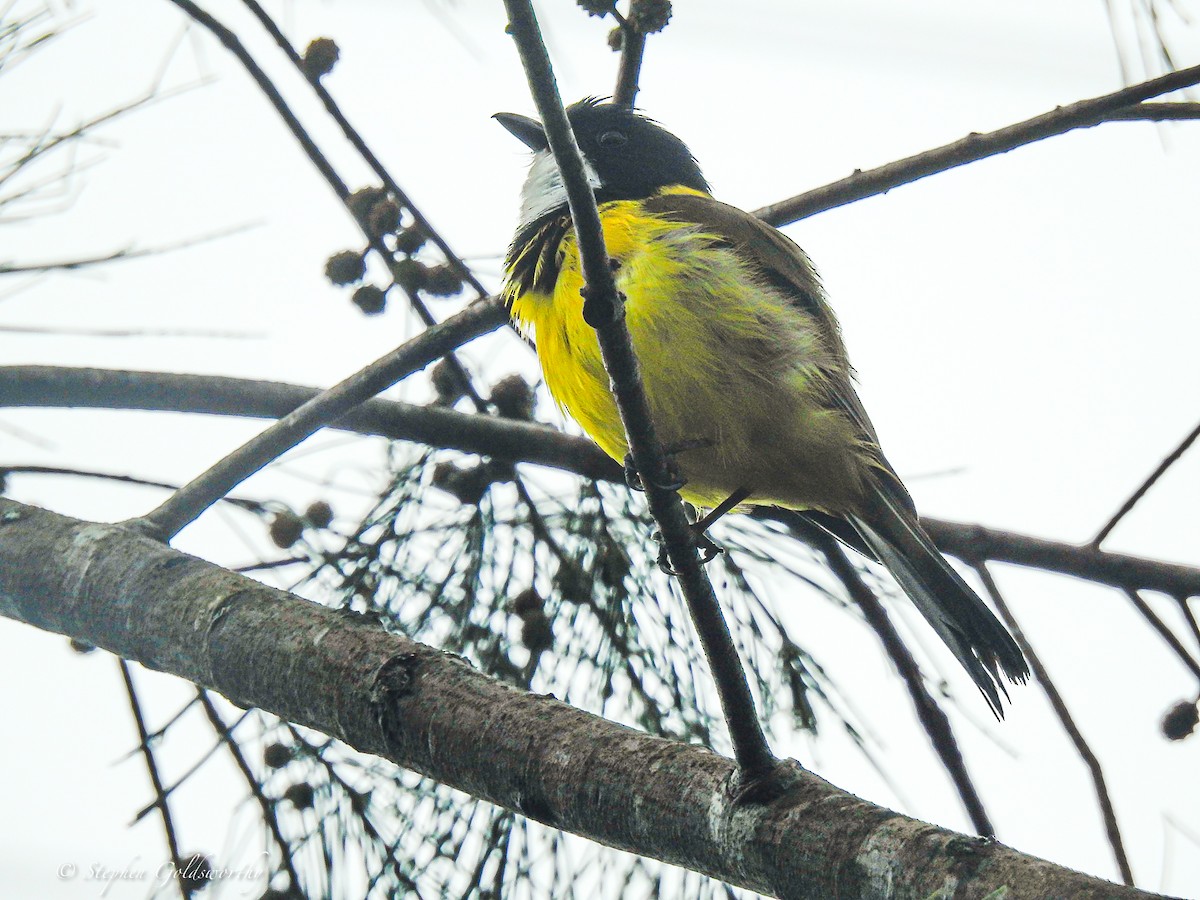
{"left": 643, "top": 190, "right": 882, "bottom": 449}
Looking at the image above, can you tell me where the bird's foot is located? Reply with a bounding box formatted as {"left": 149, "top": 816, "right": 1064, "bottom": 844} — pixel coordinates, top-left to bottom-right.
{"left": 623, "top": 438, "right": 713, "bottom": 494}
{"left": 655, "top": 523, "right": 724, "bottom": 576}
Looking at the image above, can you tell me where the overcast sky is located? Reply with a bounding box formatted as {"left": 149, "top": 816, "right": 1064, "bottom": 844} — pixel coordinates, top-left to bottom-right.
{"left": 2, "top": 0, "right": 1199, "bottom": 896}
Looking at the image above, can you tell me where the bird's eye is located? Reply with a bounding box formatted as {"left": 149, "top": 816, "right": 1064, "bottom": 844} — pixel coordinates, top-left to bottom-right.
{"left": 597, "top": 130, "right": 627, "bottom": 148}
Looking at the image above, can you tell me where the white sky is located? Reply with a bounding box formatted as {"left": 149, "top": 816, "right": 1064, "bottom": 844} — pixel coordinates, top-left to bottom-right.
{"left": 2, "top": 0, "right": 1199, "bottom": 896}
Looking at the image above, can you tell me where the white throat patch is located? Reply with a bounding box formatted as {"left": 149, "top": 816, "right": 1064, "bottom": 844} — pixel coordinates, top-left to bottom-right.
{"left": 518, "top": 149, "right": 603, "bottom": 230}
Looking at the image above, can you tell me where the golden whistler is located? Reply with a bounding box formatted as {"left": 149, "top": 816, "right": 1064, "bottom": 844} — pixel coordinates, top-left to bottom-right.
{"left": 497, "top": 99, "right": 1028, "bottom": 714}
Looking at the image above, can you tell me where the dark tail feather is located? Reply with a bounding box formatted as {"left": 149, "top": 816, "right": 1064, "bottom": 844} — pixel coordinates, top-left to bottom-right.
{"left": 848, "top": 487, "right": 1029, "bottom": 717}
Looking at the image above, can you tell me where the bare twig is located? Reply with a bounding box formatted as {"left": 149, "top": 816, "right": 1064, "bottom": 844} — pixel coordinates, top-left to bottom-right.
{"left": 119, "top": 660, "right": 193, "bottom": 899}
{"left": 238, "top": 0, "right": 487, "bottom": 300}
{"left": 806, "top": 526, "right": 994, "bottom": 837}
{"left": 612, "top": 16, "right": 646, "bottom": 107}
{"left": 1106, "top": 101, "right": 1200, "bottom": 120}
{"left": 166, "top": 0, "right": 485, "bottom": 408}
{"left": 502, "top": 0, "right": 775, "bottom": 781}
{"left": 197, "top": 693, "right": 304, "bottom": 895}
{"left": 754, "top": 65, "right": 1200, "bottom": 227}
{"left": 1092, "top": 418, "right": 1200, "bottom": 547}
{"left": 975, "top": 564, "right": 1134, "bottom": 885}
{"left": 1178, "top": 598, "right": 1200, "bottom": 654}
{"left": 0, "top": 464, "right": 263, "bottom": 511}
{"left": 1123, "top": 589, "right": 1200, "bottom": 682}
{"left": 0, "top": 224, "right": 253, "bottom": 276}
{"left": 916, "top": 517, "right": 1200, "bottom": 600}
{"left": 133, "top": 299, "right": 506, "bottom": 540}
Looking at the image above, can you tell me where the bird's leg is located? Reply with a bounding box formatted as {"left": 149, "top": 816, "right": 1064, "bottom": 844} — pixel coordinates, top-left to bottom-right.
{"left": 623, "top": 437, "right": 713, "bottom": 493}
{"left": 656, "top": 486, "right": 752, "bottom": 575}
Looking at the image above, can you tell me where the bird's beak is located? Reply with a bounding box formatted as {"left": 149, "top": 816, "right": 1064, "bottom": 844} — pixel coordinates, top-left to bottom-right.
{"left": 493, "top": 112, "right": 548, "bottom": 152}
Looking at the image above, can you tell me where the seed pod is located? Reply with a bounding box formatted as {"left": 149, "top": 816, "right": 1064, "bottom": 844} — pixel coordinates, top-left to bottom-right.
{"left": 325, "top": 250, "right": 366, "bottom": 286}
{"left": 301, "top": 37, "right": 340, "bottom": 79}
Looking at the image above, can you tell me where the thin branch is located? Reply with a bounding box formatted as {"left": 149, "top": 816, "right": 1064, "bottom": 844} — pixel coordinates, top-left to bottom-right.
{"left": 166, "top": 0, "right": 486, "bottom": 408}
{"left": 134, "top": 299, "right": 506, "bottom": 540}
{"left": 119, "top": 660, "right": 193, "bottom": 900}
{"left": 917, "top": 517, "right": 1200, "bottom": 600}
{"left": 0, "top": 325, "right": 257, "bottom": 338}
{"left": 0, "top": 365, "right": 620, "bottom": 480}
{"left": 1106, "top": 101, "right": 1200, "bottom": 120}
{"left": 0, "top": 464, "right": 264, "bottom": 511}
{"left": 612, "top": 16, "right": 646, "bottom": 108}
{"left": 806, "top": 526, "right": 994, "bottom": 837}
{"left": 238, "top": 0, "right": 488, "bottom": 300}
{"left": 164, "top": 0, "right": 344, "bottom": 198}
{"left": 754, "top": 65, "right": 1200, "bottom": 227}
{"left": 975, "top": 564, "right": 1134, "bottom": 886}
{"left": 502, "top": 0, "right": 775, "bottom": 782}
{"left": 1178, "top": 597, "right": 1200, "bottom": 654}
{"left": 197, "top": 692, "right": 304, "bottom": 895}
{"left": 4, "top": 365, "right": 1199, "bottom": 598}
{"left": 0, "top": 224, "right": 253, "bottom": 276}
{"left": 1123, "top": 589, "right": 1200, "bottom": 682}
{"left": 1092, "top": 418, "right": 1200, "bottom": 547}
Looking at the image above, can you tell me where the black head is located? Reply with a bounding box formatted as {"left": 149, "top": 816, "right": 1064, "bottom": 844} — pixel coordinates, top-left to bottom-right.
{"left": 495, "top": 98, "right": 709, "bottom": 213}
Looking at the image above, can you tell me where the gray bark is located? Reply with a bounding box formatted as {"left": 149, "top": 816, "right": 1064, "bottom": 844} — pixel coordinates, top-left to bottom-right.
{"left": 0, "top": 497, "right": 1169, "bottom": 899}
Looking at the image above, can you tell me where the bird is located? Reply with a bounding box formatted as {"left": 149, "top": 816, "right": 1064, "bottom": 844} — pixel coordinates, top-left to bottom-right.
{"left": 494, "top": 97, "right": 1028, "bottom": 714}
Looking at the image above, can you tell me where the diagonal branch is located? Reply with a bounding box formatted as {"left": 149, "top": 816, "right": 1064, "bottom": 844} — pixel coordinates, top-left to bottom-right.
{"left": 1092, "top": 418, "right": 1200, "bottom": 547}
{"left": 237, "top": 0, "right": 488, "bottom": 301}
{"left": 133, "top": 299, "right": 505, "bottom": 539}
{"left": 755, "top": 65, "right": 1200, "bottom": 227}
{"left": 805, "top": 525, "right": 995, "bottom": 837}
{"left": 1122, "top": 589, "right": 1200, "bottom": 682}
{"left": 0, "top": 497, "right": 1167, "bottom": 900}
{"left": 165, "top": 0, "right": 485, "bottom": 407}
{"left": 974, "top": 564, "right": 1134, "bottom": 886}
{"left": 120, "top": 660, "right": 194, "bottom": 899}
{"left": 502, "top": 0, "right": 775, "bottom": 782}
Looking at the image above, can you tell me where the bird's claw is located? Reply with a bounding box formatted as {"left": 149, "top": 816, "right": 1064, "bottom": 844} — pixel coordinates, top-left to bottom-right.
{"left": 623, "top": 453, "right": 644, "bottom": 492}
{"left": 624, "top": 452, "right": 685, "bottom": 493}
{"left": 654, "top": 526, "right": 724, "bottom": 576}
{"left": 623, "top": 438, "right": 712, "bottom": 494}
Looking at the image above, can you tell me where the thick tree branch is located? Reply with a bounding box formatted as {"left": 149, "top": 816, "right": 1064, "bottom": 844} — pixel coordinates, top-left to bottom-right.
{"left": 0, "top": 497, "right": 1171, "bottom": 900}
{"left": 3, "top": 364, "right": 1197, "bottom": 599}
{"left": 754, "top": 66, "right": 1200, "bottom": 227}
{"left": 502, "top": 0, "right": 775, "bottom": 781}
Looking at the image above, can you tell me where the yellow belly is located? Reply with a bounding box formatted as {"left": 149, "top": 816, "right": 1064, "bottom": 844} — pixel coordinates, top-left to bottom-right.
{"left": 506, "top": 198, "right": 869, "bottom": 514}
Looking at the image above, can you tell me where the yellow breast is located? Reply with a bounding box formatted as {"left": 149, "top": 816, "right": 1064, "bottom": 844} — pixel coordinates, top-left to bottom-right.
{"left": 504, "top": 192, "right": 868, "bottom": 513}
